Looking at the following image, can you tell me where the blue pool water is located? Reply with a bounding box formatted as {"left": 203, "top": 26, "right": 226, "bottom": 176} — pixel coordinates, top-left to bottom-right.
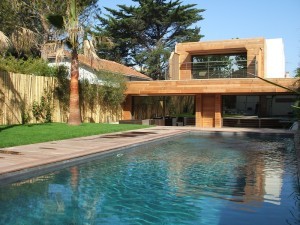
{"left": 0, "top": 133, "right": 299, "bottom": 225}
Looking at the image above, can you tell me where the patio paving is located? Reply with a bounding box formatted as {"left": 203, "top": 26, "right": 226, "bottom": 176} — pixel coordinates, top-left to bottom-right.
{"left": 0, "top": 126, "right": 295, "bottom": 185}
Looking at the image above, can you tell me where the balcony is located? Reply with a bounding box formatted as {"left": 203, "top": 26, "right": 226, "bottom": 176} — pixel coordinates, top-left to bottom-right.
{"left": 181, "top": 59, "right": 257, "bottom": 79}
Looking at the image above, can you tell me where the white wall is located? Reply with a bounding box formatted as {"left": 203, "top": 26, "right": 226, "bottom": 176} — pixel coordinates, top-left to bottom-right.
{"left": 48, "top": 61, "right": 100, "bottom": 84}
{"left": 265, "top": 38, "right": 286, "bottom": 78}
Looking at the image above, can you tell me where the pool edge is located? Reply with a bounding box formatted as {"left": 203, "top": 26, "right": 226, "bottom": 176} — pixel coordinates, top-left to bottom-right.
{"left": 0, "top": 127, "right": 298, "bottom": 186}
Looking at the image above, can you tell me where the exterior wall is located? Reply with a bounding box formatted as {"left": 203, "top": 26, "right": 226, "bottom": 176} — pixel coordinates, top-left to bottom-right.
{"left": 125, "top": 78, "right": 296, "bottom": 128}
{"left": 125, "top": 79, "right": 297, "bottom": 95}
{"left": 195, "top": 95, "right": 202, "bottom": 127}
{"left": 49, "top": 60, "right": 149, "bottom": 82}
{"left": 49, "top": 61, "right": 98, "bottom": 83}
{"left": 265, "top": 38, "right": 286, "bottom": 78}
{"left": 202, "top": 95, "right": 215, "bottom": 127}
{"left": 195, "top": 94, "right": 222, "bottom": 128}
{"left": 122, "top": 95, "right": 133, "bottom": 120}
{"left": 215, "top": 94, "right": 222, "bottom": 128}
{"left": 171, "top": 38, "right": 265, "bottom": 80}
{"left": 169, "top": 52, "right": 180, "bottom": 80}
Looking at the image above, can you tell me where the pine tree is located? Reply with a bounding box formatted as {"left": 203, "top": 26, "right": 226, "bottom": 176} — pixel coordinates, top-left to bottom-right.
{"left": 96, "top": 0, "right": 205, "bottom": 79}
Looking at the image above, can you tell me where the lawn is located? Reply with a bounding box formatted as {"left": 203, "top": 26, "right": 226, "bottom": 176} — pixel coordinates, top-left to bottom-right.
{"left": 0, "top": 123, "right": 151, "bottom": 148}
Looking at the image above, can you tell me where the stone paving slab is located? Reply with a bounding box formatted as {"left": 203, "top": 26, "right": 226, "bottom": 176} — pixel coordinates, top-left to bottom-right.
{"left": 0, "top": 126, "right": 295, "bottom": 185}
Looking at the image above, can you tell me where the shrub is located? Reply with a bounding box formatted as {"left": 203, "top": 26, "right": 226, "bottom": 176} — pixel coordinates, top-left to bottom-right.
{"left": 96, "top": 70, "right": 127, "bottom": 111}
{"left": 32, "top": 89, "right": 53, "bottom": 123}
{"left": 0, "top": 56, "right": 57, "bottom": 76}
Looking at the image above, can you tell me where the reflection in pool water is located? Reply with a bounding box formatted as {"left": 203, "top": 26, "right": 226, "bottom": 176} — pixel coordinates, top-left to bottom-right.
{"left": 0, "top": 134, "right": 299, "bottom": 225}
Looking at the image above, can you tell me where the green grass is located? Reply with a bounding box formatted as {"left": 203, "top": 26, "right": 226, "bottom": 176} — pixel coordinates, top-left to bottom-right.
{"left": 0, "top": 123, "right": 151, "bottom": 148}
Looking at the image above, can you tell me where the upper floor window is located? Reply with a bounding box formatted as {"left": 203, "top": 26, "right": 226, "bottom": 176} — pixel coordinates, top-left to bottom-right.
{"left": 191, "top": 53, "right": 250, "bottom": 79}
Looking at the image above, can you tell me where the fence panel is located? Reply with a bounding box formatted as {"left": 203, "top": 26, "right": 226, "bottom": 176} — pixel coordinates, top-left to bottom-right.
{"left": 0, "top": 71, "right": 121, "bottom": 125}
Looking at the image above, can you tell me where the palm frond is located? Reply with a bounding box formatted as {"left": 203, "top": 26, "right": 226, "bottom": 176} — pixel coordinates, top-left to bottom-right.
{"left": 0, "top": 31, "right": 11, "bottom": 52}
{"left": 83, "top": 39, "right": 99, "bottom": 60}
{"left": 55, "top": 47, "right": 65, "bottom": 63}
{"left": 11, "top": 27, "right": 38, "bottom": 53}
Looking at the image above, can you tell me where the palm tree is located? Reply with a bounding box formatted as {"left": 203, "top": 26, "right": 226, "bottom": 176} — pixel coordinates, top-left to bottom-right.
{"left": 48, "top": 0, "right": 82, "bottom": 125}
{"left": 66, "top": 0, "right": 81, "bottom": 125}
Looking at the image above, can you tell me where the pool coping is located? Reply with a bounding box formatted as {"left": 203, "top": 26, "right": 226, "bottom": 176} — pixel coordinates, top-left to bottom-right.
{"left": 0, "top": 127, "right": 298, "bottom": 186}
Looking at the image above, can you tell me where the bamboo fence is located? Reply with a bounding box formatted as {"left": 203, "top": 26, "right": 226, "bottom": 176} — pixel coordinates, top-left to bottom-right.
{"left": 0, "top": 71, "right": 122, "bottom": 125}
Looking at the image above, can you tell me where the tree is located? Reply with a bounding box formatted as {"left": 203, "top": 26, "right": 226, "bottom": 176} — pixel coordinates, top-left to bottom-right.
{"left": 0, "top": 0, "right": 98, "bottom": 58}
{"left": 96, "top": 0, "right": 204, "bottom": 80}
{"left": 295, "top": 66, "right": 300, "bottom": 78}
{"left": 47, "top": 0, "right": 83, "bottom": 125}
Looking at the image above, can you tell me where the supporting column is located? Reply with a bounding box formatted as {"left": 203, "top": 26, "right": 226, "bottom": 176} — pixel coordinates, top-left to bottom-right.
{"left": 195, "top": 94, "right": 203, "bottom": 127}
{"left": 122, "top": 95, "right": 133, "bottom": 120}
{"left": 215, "top": 94, "right": 222, "bottom": 128}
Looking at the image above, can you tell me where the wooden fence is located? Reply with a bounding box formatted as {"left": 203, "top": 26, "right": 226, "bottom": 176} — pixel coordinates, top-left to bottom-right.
{"left": 0, "top": 71, "right": 122, "bottom": 125}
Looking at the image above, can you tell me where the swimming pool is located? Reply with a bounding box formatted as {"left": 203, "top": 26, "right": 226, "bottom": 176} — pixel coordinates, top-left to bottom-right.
{"left": 0, "top": 133, "right": 299, "bottom": 225}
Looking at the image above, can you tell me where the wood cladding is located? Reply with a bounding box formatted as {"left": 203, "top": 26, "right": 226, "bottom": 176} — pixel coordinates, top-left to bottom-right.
{"left": 202, "top": 95, "right": 215, "bottom": 127}
{"left": 124, "top": 77, "right": 296, "bottom": 128}
{"left": 122, "top": 95, "right": 132, "bottom": 120}
{"left": 170, "top": 38, "right": 265, "bottom": 80}
{"left": 125, "top": 78, "right": 297, "bottom": 95}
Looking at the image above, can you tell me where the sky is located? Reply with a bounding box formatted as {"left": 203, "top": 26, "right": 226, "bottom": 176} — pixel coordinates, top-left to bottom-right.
{"left": 99, "top": 0, "right": 300, "bottom": 76}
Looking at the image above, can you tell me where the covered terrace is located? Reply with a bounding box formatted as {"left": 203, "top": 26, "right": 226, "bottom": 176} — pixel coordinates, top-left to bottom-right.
{"left": 121, "top": 78, "right": 298, "bottom": 128}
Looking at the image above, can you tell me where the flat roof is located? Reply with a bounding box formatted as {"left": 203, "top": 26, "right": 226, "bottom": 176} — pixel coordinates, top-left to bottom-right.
{"left": 125, "top": 78, "right": 298, "bottom": 96}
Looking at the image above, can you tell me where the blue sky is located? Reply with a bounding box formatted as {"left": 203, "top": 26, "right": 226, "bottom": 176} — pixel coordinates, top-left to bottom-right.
{"left": 99, "top": 0, "right": 300, "bottom": 76}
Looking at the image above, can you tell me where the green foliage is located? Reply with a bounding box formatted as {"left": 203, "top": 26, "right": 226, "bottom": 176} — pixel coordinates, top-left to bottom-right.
{"left": 54, "top": 67, "right": 127, "bottom": 116}
{"left": 97, "top": 71, "right": 127, "bottom": 111}
{"left": 0, "top": 56, "right": 57, "bottom": 76}
{"left": 47, "top": 14, "right": 64, "bottom": 29}
{"left": 21, "top": 103, "right": 31, "bottom": 124}
{"left": 32, "top": 89, "right": 53, "bottom": 123}
{"left": 79, "top": 71, "right": 127, "bottom": 113}
{"left": 295, "top": 67, "right": 300, "bottom": 78}
{"left": 80, "top": 79, "right": 98, "bottom": 115}
{"left": 96, "top": 0, "right": 205, "bottom": 79}
{"left": 0, "top": 0, "right": 99, "bottom": 58}
{"left": 293, "top": 72, "right": 300, "bottom": 120}
{"left": 292, "top": 100, "right": 300, "bottom": 118}
{"left": 53, "top": 66, "right": 70, "bottom": 113}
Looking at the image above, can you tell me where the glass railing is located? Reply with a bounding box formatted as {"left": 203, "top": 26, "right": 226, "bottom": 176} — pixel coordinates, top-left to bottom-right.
{"left": 182, "top": 60, "right": 257, "bottom": 79}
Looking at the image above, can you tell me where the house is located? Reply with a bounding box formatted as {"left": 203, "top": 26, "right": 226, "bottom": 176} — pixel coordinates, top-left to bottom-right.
{"left": 42, "top": 43, "right": 152, "bottom": 82}
{"left": 122, "top": 37, "right": 298, "bottom": 128}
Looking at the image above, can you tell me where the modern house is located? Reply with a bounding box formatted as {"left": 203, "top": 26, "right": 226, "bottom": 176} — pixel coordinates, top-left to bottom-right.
{"left": 122, "top": 37, "right": 298, "bottom": 128}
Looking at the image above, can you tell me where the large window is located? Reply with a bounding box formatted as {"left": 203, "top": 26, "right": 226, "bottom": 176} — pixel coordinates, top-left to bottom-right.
{"left": 192, "top": 53, "right": 248, "bottom": 79}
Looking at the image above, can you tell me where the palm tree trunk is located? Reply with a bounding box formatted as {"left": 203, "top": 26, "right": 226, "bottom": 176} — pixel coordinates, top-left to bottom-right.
{"left": 68, "top": 48, "right": 81, "bottom": 125}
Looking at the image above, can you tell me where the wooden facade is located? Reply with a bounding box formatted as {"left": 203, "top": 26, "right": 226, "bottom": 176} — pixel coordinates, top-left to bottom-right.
{"left": 123, "top": 38, "right": 298, "bottom": 128}
{"left": 169, "top": 38, "right": 265, "bottom": 80}
{"left": 123, "top": 79, "right": 297, "bottom": 128}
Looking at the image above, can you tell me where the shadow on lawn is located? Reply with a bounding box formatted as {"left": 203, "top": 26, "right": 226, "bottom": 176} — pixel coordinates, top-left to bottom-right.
{"left": 0, "top": 124, "right": 21, "bottom": 132}
{"left": 0, "top": 123, "right": 53, "bottom": 132}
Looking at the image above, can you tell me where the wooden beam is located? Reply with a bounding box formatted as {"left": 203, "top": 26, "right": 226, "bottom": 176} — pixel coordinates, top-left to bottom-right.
{"left": 125, "top": 78, "right": 298, "bottom": 96}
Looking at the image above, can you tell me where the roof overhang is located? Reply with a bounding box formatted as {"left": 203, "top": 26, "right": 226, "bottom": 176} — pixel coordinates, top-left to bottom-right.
{"left": 125, "top": 78, "right": 298, "bottom": 96}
